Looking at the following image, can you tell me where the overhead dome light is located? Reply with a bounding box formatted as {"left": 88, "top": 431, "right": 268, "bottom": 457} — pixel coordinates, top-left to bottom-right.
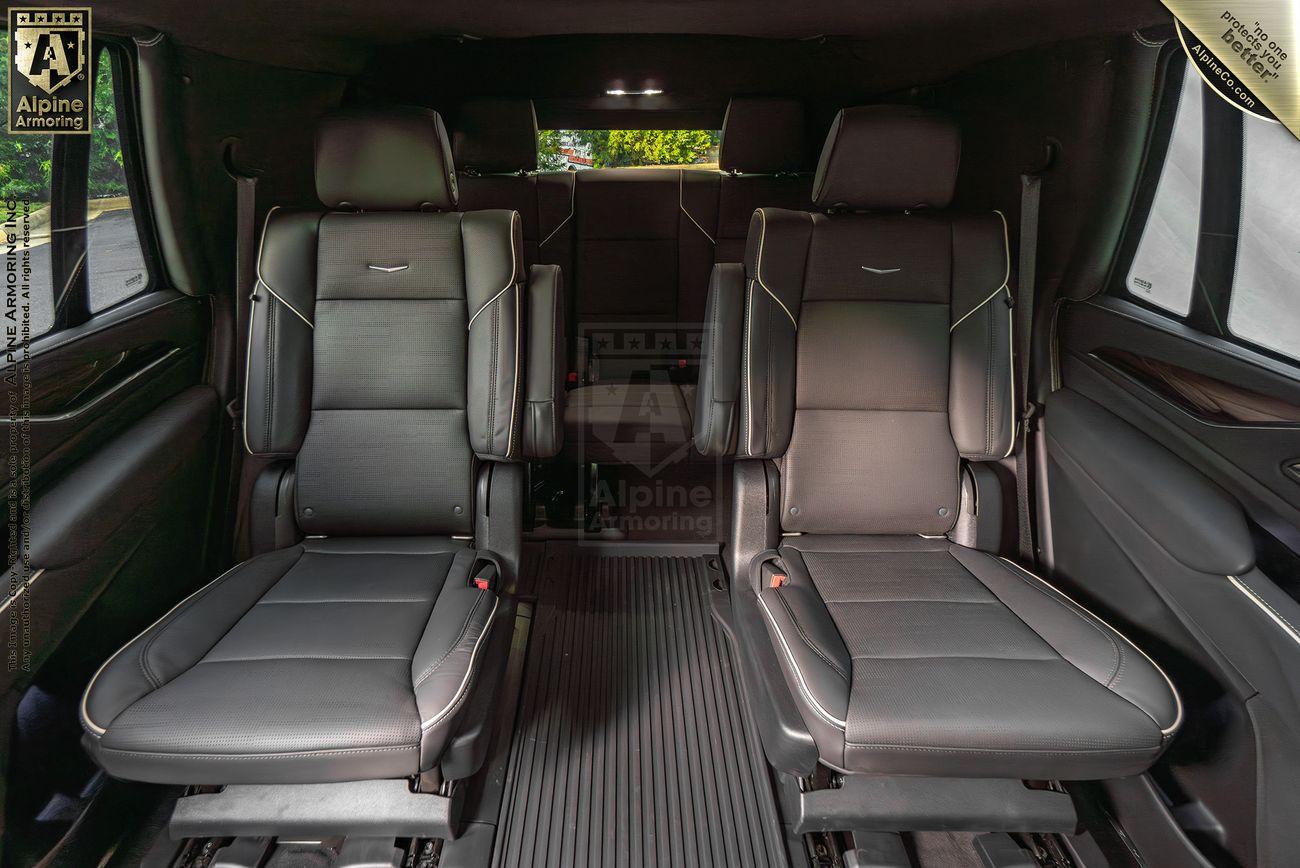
{"left": 605, "top": 88, "right": 664, "bottom": 96}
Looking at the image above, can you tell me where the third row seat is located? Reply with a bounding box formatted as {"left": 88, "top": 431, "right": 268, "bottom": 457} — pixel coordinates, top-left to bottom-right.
{"left": 451, "top": 96, "right": 815, "bottom": 468}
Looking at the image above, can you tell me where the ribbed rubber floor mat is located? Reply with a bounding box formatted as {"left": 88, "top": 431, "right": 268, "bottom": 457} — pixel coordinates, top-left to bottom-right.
{"left": 493, "top": 553, "right": 788, "bottom": 868}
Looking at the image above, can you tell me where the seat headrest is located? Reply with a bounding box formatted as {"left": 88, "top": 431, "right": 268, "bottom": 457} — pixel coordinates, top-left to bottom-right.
{"left": 718, "top": 97, "right": 806, "bottom": 173}
{"left": 315, "top": 106, "right": 458, "bottom": 211}
{"left": 812, "top": 106, "right": 960, "bottom": 211}
{"left": 452, "top": 98, "right": 539, "bottom": 174}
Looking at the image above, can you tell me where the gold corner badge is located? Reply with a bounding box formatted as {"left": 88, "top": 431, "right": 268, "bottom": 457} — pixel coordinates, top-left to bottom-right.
{"left": 7, "top": 7, "right": 93, "bottom": 135}
{"left": 1162, "top": 0, "right": 1298, "bottom": 139}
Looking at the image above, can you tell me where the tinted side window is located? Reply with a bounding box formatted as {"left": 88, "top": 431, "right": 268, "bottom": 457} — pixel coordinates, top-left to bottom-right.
{"left": 0, "top": 31, "right": 55, "bottom": 338}
{"left": 1124, "top": 66, "right": 1202, "bottom": 316}
{"left": 1227, "top": 113, "right": 1300, "bottom": 361}
{"left": 86, "top": 47, "right": 149, "bottom": 313}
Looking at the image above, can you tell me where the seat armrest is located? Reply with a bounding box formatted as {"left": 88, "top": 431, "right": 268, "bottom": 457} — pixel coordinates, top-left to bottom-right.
{"left": 693, "top": 262, "right": 745, "bottom": 456}
{"left": 521, "top": 264, "right": 565, "bottom": 459}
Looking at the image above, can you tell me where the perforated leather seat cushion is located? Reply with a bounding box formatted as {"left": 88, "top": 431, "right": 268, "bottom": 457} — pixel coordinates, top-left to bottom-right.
{"left": 81, "top": 539, "right": 496, "bottom": 785}
{"left": 712, "top": 104, "right": 1183, "bottom": 782}
{"left": 758, "top": 537, "right": 1181, "bottom": 778}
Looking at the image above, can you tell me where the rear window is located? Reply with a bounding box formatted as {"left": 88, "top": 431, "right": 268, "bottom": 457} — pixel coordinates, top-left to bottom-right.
{"left": 539, "top": 129, "right": 719, "bottom": 170}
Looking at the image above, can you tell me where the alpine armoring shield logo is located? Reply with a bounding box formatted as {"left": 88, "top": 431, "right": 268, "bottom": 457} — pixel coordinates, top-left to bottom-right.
{"left": 7, "top": 8, "right": 92, "bottom": 134}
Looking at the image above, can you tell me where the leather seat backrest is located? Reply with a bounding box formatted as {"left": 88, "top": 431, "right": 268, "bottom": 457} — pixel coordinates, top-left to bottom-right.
{"left": 570, "top": 167, "right": 695, "bottom": 380}
{"left": 243, "top": 106, "right": 525, "bottom": 537}
{"left": 569, "top": 99, "right": 815, "bottom": 378}
{"left": 739, "top": 105, "right": 1014, "bottom": 536}
{"left": 713, "top": 97, "right": 815, "bottom": 264}
{"left": 452, "top": 98, "right": 574, "bottom": 273}
{"left": 452, "top": 98, "right": 575, "bottom": 365}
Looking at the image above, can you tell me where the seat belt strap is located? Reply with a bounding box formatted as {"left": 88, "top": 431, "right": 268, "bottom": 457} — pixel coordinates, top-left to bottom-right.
{"left": 1015, "top": 172, "right": 1042, "bottom": 564}
{"left": 230, "top": 172, "right": 258, "bottom": 418}
{"left": 227, "top": 172, "right": 259, "bottom": 559}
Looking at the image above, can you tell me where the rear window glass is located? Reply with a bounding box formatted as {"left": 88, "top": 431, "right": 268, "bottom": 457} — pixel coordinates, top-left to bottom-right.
{"left": 539, "top": 130, "right": 719, "bottom": 170}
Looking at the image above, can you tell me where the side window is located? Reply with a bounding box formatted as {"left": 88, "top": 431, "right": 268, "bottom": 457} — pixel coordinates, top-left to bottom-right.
{"left": 86, "top": 47, "right": 149, "bottom": 313}
{"left": 0, "top": 33, "right": 55, "bottom": 337}
{"left": 1227, "top": 113, "right": 1300, "bottom": 361}
{"left": 1118, "top": 57, "right": 1300, "bottom": 366}
{"left": 1124, "top": 65, "right": 1202, "bottom": 316}
{"left": 0, "top": 43, "right": 150, "bottom": 343}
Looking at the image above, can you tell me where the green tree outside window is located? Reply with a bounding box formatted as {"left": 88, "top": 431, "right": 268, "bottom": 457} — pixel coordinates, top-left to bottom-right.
{"left": 0, "top": 44, "right": 125, "bottom": 202}
{"left": 538, "top": 129, "right": 720, "bottom": 170}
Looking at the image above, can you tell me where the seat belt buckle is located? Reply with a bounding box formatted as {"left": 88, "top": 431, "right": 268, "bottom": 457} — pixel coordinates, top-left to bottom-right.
{"left": 762, "top": 560, "right": 789, "bottom": 588}
{"left": 472, "top": 562, "right": 498, "bottom": 592}
{"left": 224, "top": 398, "right": 243, "bottom": 423}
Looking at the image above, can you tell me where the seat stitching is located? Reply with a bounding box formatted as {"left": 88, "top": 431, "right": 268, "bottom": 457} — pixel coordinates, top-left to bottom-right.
{"left": 774, "top": 590, "right": 850, "bottom": 683}
{"left": 420, "top": 664, "right": 477, "bottom": 731}
{"left": 742, "top": 279, "right": 753, "bottom": 455}
{"left": 97, "top": 744, "right": 417, "bottom": 760}
{"left": 549, "top": 271, "right": 558, "bottom": 406}
{"left": 840, "top": 742, "right": 1160, "bottom": 755}
{"left": 511, "top": 284, "right": 523, "bottom": 457}
{"left": 984, "top": 302, "right": 995, "bottom": 456}
{"left": 81, "top": 548, "right": 305, "bottom": 736}
{"left": 137, "top": 640, "right": 160, "bottom": 690}
{"left": 256, "top": 597, "right": 433, "bottom": 604}
{"left": 983, "top": 557, "right": 1181, "bottom": 736}
{"left": 488, "top": 303, "right": 499, "bottom": 453}
{"left": 759, "top": 291, "right": 769, "bottom": 454}
{"left": 260, "top": 281, "right": 315, "bottom": 330}
{"left": 298, "top": 546, "right": 462, "bottom": 555}
{"left": 847, "top": 652, "right": 1058, "bottom": 662}
{"left": 197, "top": 655, "right": 412, "bottom": 662}
{"left": 755, "top": 591, "right": 847, "bottom": 730}
{"left": 420, "top": 596, "right": 500, "bottom": 729}
{"left": 263, "top": 301, "right": 275, "bottom": 450}
{"left": 705, "top": 278, "right": 718, "bottom": 445}
{"left": 1232, "top": 575, "right": 1300, "bottom": 638}
{"left": 820, "top": 597, "right": 999, "bottom": 605}
{"left": 998, "top": 555, "right": 1183, "bottom": 736}
{"left": 413, "top": 592, "right": 488, "bottom": 688}
{"left": 174, "top": 555, "right": 309, "bottom": 676}
{"left": 985, "top": 556, "right": 1124, "bottom": 689}
{"left": 138, "top": 553, "right": 304, "bottom": 689}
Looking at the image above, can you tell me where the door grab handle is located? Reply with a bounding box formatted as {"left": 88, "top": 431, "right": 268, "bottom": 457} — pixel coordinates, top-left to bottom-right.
{"left": 2, "top": 347, "right": 186, "bottom": 424}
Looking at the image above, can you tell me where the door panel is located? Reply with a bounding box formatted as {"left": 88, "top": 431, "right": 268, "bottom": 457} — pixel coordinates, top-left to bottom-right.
{"left": 26, "top": 291, "right": 209, "bottom": 474}
{"left": 1059, "top": 297, "right": 1300, "bottom": 542}
{"left": 1046, "top": 295, "right": 1300, "bottom": 868}
{"left": 3, "top": 290, "right": 219, "bottom": 856}
{"left": 4, "top": 289, "right": 215, "bottom": 693}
